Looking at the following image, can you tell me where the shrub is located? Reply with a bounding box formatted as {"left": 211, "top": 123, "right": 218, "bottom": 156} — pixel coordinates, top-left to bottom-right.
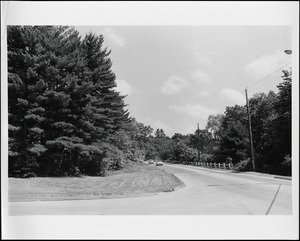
{"left": 225, "top": 156, "right": 233, "bottom": 163}
{"left": 234, "top": 158, "right": 253, "bottom": 172}
{"left": 280, "top": 155, "right": 292, "bottom": 176}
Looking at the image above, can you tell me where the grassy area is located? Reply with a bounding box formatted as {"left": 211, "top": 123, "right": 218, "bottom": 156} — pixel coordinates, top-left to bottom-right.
{"left": 9, "top": 163, "right": 185, "bottom": 202}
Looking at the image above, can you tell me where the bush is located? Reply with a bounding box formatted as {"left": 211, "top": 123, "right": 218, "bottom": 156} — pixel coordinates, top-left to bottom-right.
{"left": 68, "top": 166, "right": 81, "bottom": 177}
{"left": 225, "top": 156, "right": 233, "bottom": 164}
{"left": 234, "top": 158, "right": 253, "bottom": 172}
{"left": 180, "top": 147, "right": 198, "bottom": 164}
{"left": 200, "top": 153, "right": 213, "bottom": 162}
{"left": 21, "top": 172, "right": 37, "bottom": 178}
{"left": 280, "top": 155, "right": 292, "bottom": 176}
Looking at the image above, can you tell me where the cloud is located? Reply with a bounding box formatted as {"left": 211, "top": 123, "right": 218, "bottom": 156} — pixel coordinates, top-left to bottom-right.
{"left": 191, "top": 69, "right": 211, "bottom": 84}
{"left": 115, "top": 79, "right": 133, "bottom": 95}
{"left": 245, "top": 50, "right": 291, "bottom": 79}
{"left": 161, "top": 71, "right": 211, "bottom": 96}
{"left": 161, "top": 75, "right": 190, "bottom": 95}
{"left": 198, "top": 90, "right": 211, "bottom": 98}
{"left": 220, "top": 88, "right": 245, "bottom": 106}
{"left": 103, "top": 27, "right": 126, "bottom": 48}
{"left": 169, "top": 103, "right": 218, "bottom": 120}
{"left": 190, "top": 42, "right": 215, "bottom": 66}
{"left": 193, "top": 53, "right": 213, "bottom": 65}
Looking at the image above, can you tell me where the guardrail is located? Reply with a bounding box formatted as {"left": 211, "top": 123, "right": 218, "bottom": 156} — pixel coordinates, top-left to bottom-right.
{"left": 189, "top": 161, "right": 233, "bottom": 170}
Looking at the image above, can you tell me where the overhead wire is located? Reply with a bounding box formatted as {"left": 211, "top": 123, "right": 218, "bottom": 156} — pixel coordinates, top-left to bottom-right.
{"left": 245, "top": 62, "right": 292, "bottom": 89}
{"left": 223, "top": 61, "right": 292, "bottom": 130}
{"left": 224, "top": 61, "right": 292, "bottom": 109}
{"left": 226, "top": 89, "right": 246, "bottom": 107}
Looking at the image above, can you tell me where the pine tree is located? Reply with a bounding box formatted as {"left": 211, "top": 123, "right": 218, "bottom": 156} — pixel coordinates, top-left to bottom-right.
{"left": 80, "top": 33, "right": 131, "bottom": 172}
{"left": 8, "top": 26, "right": 132, "bottom": 177}
{"left": 8, "top": 26, "right": 51, "bottom": 177}
{"left": 81, "top": 33, "right": 130, "bottom": 140}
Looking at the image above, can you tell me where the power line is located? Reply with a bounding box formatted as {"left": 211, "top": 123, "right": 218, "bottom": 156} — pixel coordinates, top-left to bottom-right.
{"left": 226, "top": 89, "right": 246, "bottom": 107}
{"left": 225, "top": 61, "right": 291, "bottom": 108}
{"left": 246, "top": 62, "right": 292, "bottom": 89}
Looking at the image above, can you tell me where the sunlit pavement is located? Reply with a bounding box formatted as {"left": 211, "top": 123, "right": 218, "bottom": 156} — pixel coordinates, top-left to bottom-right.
{"left": 8, "top": 163, "right": 292, "bottom": 215}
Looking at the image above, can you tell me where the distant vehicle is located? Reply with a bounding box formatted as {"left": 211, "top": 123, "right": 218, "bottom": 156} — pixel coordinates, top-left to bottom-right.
{"left": 156, "top": 161, "right": 163, "bottom": 166}
{"left": 148, "top": 160, "right": 154, "bottom": 164}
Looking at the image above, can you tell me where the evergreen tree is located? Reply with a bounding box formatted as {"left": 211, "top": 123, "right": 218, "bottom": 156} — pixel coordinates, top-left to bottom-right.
{"left": 81, "top": 33, "right": 130, "bottom": 140}
{"left": 7, "top": 26, "right": 131, "bottom": 177}
{"left": 8, "top": 26, "right": 55, "bottom": 176}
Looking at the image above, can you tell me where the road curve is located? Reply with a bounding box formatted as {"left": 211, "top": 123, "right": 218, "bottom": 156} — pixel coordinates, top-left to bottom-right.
{"left": 9, "top": 164, "right": 292, "bottom": 215}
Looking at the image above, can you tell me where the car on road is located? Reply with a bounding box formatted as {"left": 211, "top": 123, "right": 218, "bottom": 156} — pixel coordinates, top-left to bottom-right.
{"left": 156, "top": 161, "right": 163, "bottom": 166}
{"left": 148, "top": 160, "right": 154, "bottom": 164}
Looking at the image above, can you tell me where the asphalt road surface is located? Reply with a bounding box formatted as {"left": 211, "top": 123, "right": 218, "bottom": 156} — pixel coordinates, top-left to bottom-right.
{"left": 9, "top": 164, "right": 292, "bottom": 215}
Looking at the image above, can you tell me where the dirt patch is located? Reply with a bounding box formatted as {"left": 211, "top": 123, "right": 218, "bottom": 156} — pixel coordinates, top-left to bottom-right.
{"left": 9, "top": 163, "right": 185, "bottom": 202}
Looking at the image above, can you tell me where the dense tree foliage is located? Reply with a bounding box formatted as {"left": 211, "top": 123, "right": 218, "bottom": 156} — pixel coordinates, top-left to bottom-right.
{"left": 8, "top": 26, "right": 131, "bottom": 177}
{"left": 250, "top": 70, "right": 292, "bottom": 175}
{"left": 216, "top": 105, "right": 249, "bottom": 164}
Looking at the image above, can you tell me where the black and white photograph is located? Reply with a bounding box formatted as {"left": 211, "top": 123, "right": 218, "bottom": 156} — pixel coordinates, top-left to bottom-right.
{"left": 1, "top": 1, "right": 299, "bottom": 240}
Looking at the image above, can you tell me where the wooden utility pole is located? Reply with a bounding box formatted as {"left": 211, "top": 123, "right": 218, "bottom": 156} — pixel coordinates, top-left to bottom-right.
{"left": 245, "top": 88, "right": 255, "bottom": 171}
{"left": 197, "top": 123, "right": 200, "bottom": 163}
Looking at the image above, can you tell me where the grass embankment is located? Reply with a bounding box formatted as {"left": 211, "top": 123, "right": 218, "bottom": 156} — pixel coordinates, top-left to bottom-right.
{"left": 9, "top": 162, "right": 185, "bottom": 202}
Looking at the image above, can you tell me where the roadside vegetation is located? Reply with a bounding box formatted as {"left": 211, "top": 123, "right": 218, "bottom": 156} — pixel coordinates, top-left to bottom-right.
{"left": 8, "top": 26, "right": 291, "bottom": 179}
{"left": 146, "top": 72, "right": 292, "bottom": 176}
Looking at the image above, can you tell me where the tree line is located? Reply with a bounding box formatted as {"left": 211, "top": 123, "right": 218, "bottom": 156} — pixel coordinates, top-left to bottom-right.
{"left": 140, "top": 70, "right": 292, "bottom": 176}
{"left": 7, "top": 26, "right": 292, "bottom": 177}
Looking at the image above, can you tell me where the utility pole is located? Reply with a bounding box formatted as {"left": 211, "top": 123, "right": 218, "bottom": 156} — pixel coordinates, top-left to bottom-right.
{"left": 197, "top": 123, "right": 200, "bottom": 163}
{"left": 245, "top": 88, "right": 255, "bottom": 171}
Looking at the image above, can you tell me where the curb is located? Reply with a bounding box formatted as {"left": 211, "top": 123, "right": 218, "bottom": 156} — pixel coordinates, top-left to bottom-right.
{"left": 167, "top": 164, "right": 292, "bottom": 181}
{"left": 274, "top": 175, "right": 292, "bottom": 181}
{"left": 237, "top": 171, "right": 292, "bottom": 180}
{"left": 229, "top": 171, "right": 292, "bottom": 181}
{"left": 226, "top": 170, "right": 292, "bottom": 181}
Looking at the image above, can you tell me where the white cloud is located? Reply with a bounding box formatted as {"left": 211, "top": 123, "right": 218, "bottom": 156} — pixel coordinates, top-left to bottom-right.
{"left": 198, "top": 90, "right": 211, "bottom": 98}
{"left": 115, "top": 79, "right": 133, "bottom": 95}
{"left": 161, "top": 75, "right": 190, "bottom": 95}
{"left": 103, "top": 27, "right": 126, "bottom": 48}
{"left": 245, "top": 50, "right": 291, "bottom": 79}
{"left": 191, "top": 69, "right": 211, "bottom": 84}
{"left": 193, "top": 53, "right": 213, "bottom": 65}
{"left": 190, "top": 42, "right": 215, "bottom": 66}
{"left": 169, "top": 103, "right": 218, "bottom": 120}
{"left": 220, "top": 88, "right": 245, "bottom": 106}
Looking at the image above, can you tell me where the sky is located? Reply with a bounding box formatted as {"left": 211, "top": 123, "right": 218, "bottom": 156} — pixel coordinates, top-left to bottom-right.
{"left": 74, "top": 25, "right": 292, "bottom": 137}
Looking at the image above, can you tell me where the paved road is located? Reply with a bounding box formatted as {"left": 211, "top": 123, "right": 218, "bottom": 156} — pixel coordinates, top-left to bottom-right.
{"left": 9, "top": 164, "right": 292, "bottom": 215}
